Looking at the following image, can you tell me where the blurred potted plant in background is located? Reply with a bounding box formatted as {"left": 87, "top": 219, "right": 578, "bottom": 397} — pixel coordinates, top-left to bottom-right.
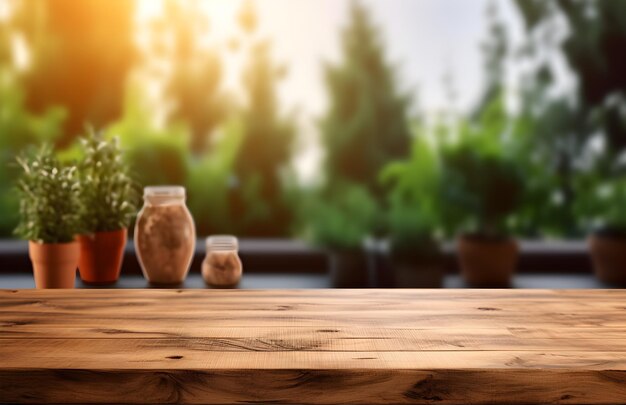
{"left": 440, "top": 98, "right": 524, "bottom": 287}
{"left": 14, "top": 146, "right": 81, "bottom": 288}
{"left": 306, "top": 183, "right": 376, "bottom": 288}
{"left": 76, "top": 127, "right": 139, "bottom": 284}
{"left": 441, "top": 147, "right": 523, "bottom": 287}
{"left": 575, "top": 171, "right": 626, "bottom": 286}
{"left": 380, "top": 132, "right": 444, "bottom": 287}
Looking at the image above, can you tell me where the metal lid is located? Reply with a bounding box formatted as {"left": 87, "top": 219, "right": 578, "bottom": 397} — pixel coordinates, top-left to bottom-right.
{"left": 144, "top": 186, "right": 185, "bottom": 199}
{"left": 206, "top": 235, "right": 238, "bottom": 251}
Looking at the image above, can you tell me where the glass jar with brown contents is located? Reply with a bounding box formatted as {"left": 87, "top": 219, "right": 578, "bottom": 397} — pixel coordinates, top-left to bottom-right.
{"left": 202, "top": 235, "right": 242, "bottom": 287}
{"left": 134, "top": 186, "right": 195, "bottom": 285}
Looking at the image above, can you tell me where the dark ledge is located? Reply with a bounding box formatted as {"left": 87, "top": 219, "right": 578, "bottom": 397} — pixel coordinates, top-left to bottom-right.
{"left": 0, "top": 238, "right": 592, "bottom": 275}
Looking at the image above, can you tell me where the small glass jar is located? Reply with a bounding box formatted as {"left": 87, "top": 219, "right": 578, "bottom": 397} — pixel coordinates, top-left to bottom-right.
{"left": 202, "top": 235, "right": 242, "bottom": 287}
{"left": 134, "top": 186, "right": 196, "bottom": 285}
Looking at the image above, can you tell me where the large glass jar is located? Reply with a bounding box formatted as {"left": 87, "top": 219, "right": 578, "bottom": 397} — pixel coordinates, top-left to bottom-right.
{"left": 134, "top": 186, "right": 195, "bottom": 285}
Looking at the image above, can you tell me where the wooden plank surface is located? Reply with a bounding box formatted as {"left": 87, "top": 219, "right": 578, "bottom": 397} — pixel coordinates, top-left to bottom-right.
{"left": 0, "top": 289, "right": 625, "bottom": 404}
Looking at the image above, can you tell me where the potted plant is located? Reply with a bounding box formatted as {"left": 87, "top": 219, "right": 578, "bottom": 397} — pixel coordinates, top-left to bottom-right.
{"left": 76, "top": 128, "right": 139, "bottom": 284}
{"left": 14, "top": 146, "right": 81, "bottom": 288}
{"left": 380, "top": 134, "right": 444, "bottom": 287}
{"left": 307, "top": 183, "right": 376, "bottom": 288}
{"left": 574, "top": 174, "right": 626, "bottom": 286}
{"left": 441, "top": 144, "right": 523, "bottom": 287}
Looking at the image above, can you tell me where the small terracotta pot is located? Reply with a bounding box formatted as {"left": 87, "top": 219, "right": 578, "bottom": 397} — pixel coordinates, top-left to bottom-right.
{"left": 28, "top": 240, "right": 79, "bottom": 288}
{"left": 78, "top": 228, "right": 127, "bottom": 284}
{"left": 588, "top": 233, "right": 626, "bottom": 286}
{"left": 457, "top": 235, "right": 518, "bottom": 287}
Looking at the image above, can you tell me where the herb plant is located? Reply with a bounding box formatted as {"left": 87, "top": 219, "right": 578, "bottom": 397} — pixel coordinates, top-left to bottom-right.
{"left": 440, "top": 145, "right": 522, "bottom": 237}
{"left": 307, "top": 183, "right": 377, "bottom": 250}
{"left": 380, "top": 133, "right": 442, "bottom": 252}
{"left": 78, "top": 128, "right": 139, "bottom": 233}
{"left": 14, "top": 145, "right": 81, "bottom": 243}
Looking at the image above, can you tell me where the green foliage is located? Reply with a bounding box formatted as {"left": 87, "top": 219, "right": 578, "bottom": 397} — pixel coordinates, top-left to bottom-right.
{"left": 231, "top": 40, "right": 296, "bottom": 237}
{"left": 305, "top": 183, "right": 377, "bottom": 250}
{"left": 156, "top": 1, "right": 229, "bottom": 153}
{"left": 441, "top": 146, "right": 522, "bottom": 236}
{"left": 106, "top": 82, "right": 190, "bottom": 188}
{"left": 380, "top": 125, "right": 442, "bottom": 250}
{"left": 186, "top": 116, "right": 244, "bottom": 235}
{"left": 320, "top": 1, "right": 412, "bottom": 199}
{"left": 0, "top": 67, "right": 66, "bottom": 237}
{"left": 513, "top": 0, "right": 626, "bottom": 235}
{"left": 474, "top": 1, "right": 508, "bottom": 115}
{"left": 439, "top": 96, "right": 524, "bottom": 237}
{"left": 574, "top": 172, "right": 626, "bottom": 233}
{"left": 14, "top": 145, "right": 80, "bottom": 243}
{"left": 515, "top": 0, "right": 626, "bottom": 154}
{"left": 78, "top": 127, "right": 140, "bottom": 233}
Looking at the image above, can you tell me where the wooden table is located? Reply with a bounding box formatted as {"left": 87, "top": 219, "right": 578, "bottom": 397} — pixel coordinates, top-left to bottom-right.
{"left": 0, "top": 289, "right": 625, "bottom": 404}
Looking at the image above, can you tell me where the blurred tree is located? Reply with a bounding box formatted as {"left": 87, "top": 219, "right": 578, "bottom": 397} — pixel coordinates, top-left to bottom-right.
{"left": 511, "top": 0, "right": 626, "bottom": 236}
{"left": 230, "top": 39, "right": 296, "bottom": 236}
{"left": 320, "top": 1, "right": 412, "bottom": 200}
{"left": 106, "top": 80, "right": 189, "bottom": 189}
{"left": 187, "top": 117, "right": 245, "bottom": 236}
{"left": 474, "top": 1, "right": 508, "bottom": 115}
{"left": 0, "top": 7, "right": 66, "bottom": 237}
{"left": 149, "top": 0, "right": 228, "bottom": 154}
{"left": 12, "top": 0, "right": 135, "bottom": 145}
{"left": 516, "top": 0, "right": 626, "bottom": 155}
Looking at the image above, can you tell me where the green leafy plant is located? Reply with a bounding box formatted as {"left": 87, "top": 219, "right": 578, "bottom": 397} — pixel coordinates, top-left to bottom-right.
{"left": 439, "top": 97, "right": 524, "bottom": 238}
{"left": 306, "top": 183, "right": 377, "bottom": 250}
{"left": 78, "top": 127, "right": 139, "bottom": 233}
{"left": 440, "top": 145, "right": 523, "bottom": 237}
{"left": 574, "top": 170, "right": 626, "bottom": 236}
{"left": 380, "top": 129, "right": 442, "bottom": 252}
{"left": 14, "top": 145, "right": 81, "bottom": 243}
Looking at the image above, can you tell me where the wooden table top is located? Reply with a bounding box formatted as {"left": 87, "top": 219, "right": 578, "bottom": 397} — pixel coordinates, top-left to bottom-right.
{"left": 0, "top": 289, "right": 625, "bottom": 404}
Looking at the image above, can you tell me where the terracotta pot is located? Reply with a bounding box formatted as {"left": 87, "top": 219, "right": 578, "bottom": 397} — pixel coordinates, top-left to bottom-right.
{"left": 28, "top": 240, "right": 79, "bottom": 288}
{"left": 588, "top": 233, "right": 626, "bottom": 286}
{"left": 329, "top": 249, "right": 369, "bottom": 288}
{"left": 78, "top": 228, "right": 127, "bottom": 284}
{"left": 457, "top": 235, "right": 518, "bottom": 287}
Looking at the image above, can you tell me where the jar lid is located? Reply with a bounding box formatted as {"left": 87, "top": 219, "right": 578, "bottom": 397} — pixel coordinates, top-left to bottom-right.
{"left": 144, "top": 186, "right": 185, "bottom": 199}
{"left": 206, "top": 235, "right": 238, "bottom": 251}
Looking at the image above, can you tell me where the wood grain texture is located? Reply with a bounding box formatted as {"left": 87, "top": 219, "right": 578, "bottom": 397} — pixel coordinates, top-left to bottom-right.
{"left": 0, "top": 289, "right": 625, "bottom": 404}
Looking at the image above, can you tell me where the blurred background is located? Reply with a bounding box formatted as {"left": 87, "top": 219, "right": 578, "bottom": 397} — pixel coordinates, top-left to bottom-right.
{"left": 1, "top": 0, "right": 626, "bottom": 286}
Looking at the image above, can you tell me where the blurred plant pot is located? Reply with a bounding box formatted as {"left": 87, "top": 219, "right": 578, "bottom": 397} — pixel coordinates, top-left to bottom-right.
{"left": 329, "top": 249, "right": 369, "bottom": 288}
{"left": 364, "top": 238, "right": 394, "bottom": 288}
{"left": 78, "top": 228, "right": 127, "bottom": 284}
{"left": 391, "top": 245, "right": 443, "bottom": 288}
{"left": 28, "top": 240, "right": 79, "bottom": 288}
{"left": 588, "top": 231, "right": 626, "bottom": 286}
{"left": 457, "top": 234, "right": 518, "bottom": 287}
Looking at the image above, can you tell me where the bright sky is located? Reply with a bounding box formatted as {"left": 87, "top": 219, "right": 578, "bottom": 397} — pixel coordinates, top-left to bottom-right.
{"left": 137, "top": 0, "right": 526, "bottom": 113}
{"left": 140, "top": 0, "right": 528, "bottom": 181}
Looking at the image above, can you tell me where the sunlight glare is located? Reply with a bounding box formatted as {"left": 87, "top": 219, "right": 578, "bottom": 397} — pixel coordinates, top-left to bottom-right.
{"left": 11, "top": 34, "right": 30, "bottom": 72}
{"left": 136, "top": 0, "right": 163, "bottom": 22}
{"left": 0, "top": 0, "right": 11, "bottom": 22}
